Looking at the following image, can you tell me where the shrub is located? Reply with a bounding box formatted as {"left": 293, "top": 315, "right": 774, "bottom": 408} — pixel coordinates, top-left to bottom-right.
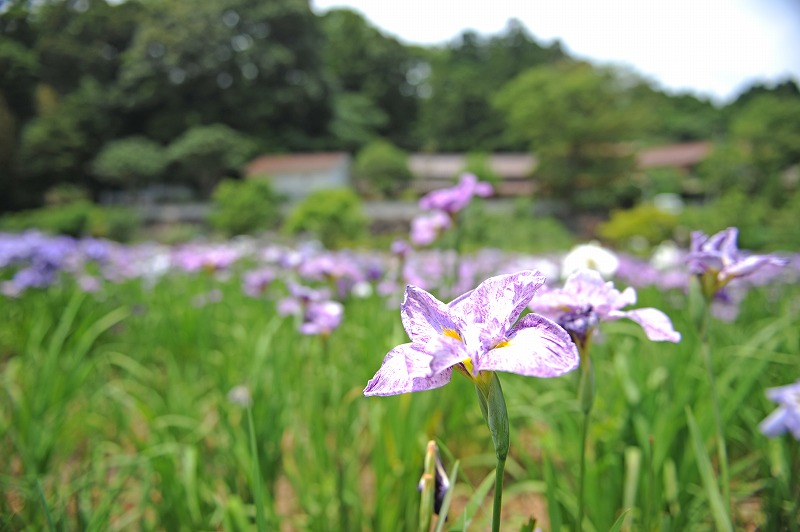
{"left": 0, "top": 201, "right": 93, "bottom": 237}
{"left": 87, "top": 207, "right": 140, "bottom": 243}
{"left": 352, "top": 140, "right": 412, "bottom": 199}
{"left": 0, "top": 202, "right": 140, "bottom": 242}
{"left": 209, "top": 178, "right": 282, "bottom": 236}
{"left": 460, "top": 199, "right": 575, "bottom": 253}
{"left": 283, "top": 188, "right": 367, "bottom": 249}
{"left": 597, "top": 203, "right": 679, "bottom": 251}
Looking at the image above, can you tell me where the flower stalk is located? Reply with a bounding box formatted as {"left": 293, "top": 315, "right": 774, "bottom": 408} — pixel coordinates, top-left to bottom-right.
{"left": 577, "top": 350, "right": 594, "bottom": 531}
{"left": 474, "top": 372, "right": 510, "bottom": 532}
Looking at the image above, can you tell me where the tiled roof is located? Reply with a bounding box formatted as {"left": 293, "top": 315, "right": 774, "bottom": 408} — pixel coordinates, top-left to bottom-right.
{"left": 637, "top": 141, "right": 711, "bottom": 168}
{"left": 245, "top": 152, "right": 350, "bottom": 176}
{"left": 408, "top": 153, "right": 537, "bottom": 179}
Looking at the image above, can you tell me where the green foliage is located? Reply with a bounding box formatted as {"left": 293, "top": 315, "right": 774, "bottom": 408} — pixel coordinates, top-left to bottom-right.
{"left": 463, "top": 152, "right": 502, "bottom": 187}
{"left": 209, "top": 178, "right": 282, "bottom": 236}
{"left": 0, "top": 201, "right": 93, "bottom": 237}
{"left": 166, "top": 124, "right": 260, "bottom": 196}
{"left": 352, "top": 140, "right": 412, "bottom": 199}
{"left": 678, "top": 189, "right": 800, "bottom": 251}
{"left": 92, "top": 136, "right": 166, "bottom": 188}
{"left": 416, "top": 21, "right": 564, "bottom": 151}
{"left": 0, "top": 201, "right": 139, "bottom": 242}
{"left": 494, "top": 61, "right": 640, "bottom": 212}
{"left": 44, "top": 184, "right": 91, "bottom": 206}
{"left": 596, "top": 203, "right": 679, "bottom": 251}
{"left": 460, "top": 200, "right": 575, "bottom": 253}
{"left": 87, "top": 206, "right": 140, "bottom": 243}
{"left": 1, "top": 254, "right": 798, "bottom": 530}
{"left": 283, "top": 188, "right": 366, "bottom": 248}
{"left": 117, "top": 0, "right": 330, "bottom": 147}
{"left": 320, "top": 8, "right": 417, "bottom": 148}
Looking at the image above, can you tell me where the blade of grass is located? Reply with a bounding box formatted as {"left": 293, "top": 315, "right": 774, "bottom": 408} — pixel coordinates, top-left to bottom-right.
{"left": 685, "top": 406, "right": 732, "bottom": 532}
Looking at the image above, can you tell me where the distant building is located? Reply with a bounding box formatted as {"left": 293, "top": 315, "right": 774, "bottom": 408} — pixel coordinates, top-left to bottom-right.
{"left": 242, "top": 142, "right": 712, "bottom": 202}
{"left": 408, "top": 153, "right": 537, "bottom": 197}
{"left": 244, "top": 152, "right": 351, "bottom": 200}
{"left": 637, "top": 141, "right": 711, "bottom": 172}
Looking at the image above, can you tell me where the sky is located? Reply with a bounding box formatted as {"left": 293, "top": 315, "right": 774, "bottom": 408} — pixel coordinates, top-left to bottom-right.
{"left": 310, "top": 0, "right": 800, "bottom": 105}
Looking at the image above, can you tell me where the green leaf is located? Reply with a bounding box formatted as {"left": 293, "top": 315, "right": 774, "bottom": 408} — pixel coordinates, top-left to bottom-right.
{"left": 685, "top": 406, "right": 732, "bottom": 532}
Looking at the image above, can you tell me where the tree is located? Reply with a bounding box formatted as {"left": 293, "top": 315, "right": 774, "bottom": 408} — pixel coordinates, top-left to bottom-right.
{"left": 166, "top": 124, "right": 259, "bottom": 197}
{"left": 319, "top": 8, "right": 419, "bottom": 149}
{"left": 117, "top": 0, "right": 330, "bottom": 148}
{"left": 701, "top": 94, "right": 800, "bottom": 205}
{"left": 352, "top": 139, "right": 412, "bottom": 199}
{"left": 416, "top": 21, "right": 565, "bottom": 151}
{"left": 92, "top": 136, "right": 166, "bottom": 192}
{"left": 494, "top": 61, "right": 641, "bottom": 212}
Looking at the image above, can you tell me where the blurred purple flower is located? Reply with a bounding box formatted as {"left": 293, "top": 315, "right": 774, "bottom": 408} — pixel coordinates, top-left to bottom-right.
{"left": 418, "top": 173, "right": 493, "bottom": 215}
{"left": 759, "top": 380, "right": 800, "bottom": 440}
{"left": 300, "top": 300, "right": 344, "bottom": 336}
{"left": 410, "top": 211, "right": 451, "bottom": 247}
{"left": 687, "top": 227, "right": 788, "bottom": 298}
{"left": 242, "top": 268, "right": 276, "bottom": 297}
{"left": 528, "top": 269, "right": 681, "bottom": 351}
{"left": 364, "top": 270, "right": 579, "bottom": 396}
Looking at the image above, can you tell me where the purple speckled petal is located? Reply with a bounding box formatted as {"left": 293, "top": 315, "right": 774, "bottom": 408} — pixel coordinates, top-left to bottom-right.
{"left": 455, "top": 270, "right": 545, "bottom": 331}
{"left": 401, "top": 285, "right": 458, "bottom": 344}
{"left": 475, "top": 313, "right": 579, "bottom": 377}
{"left": 607, "top": 308, "right": 682, "bottom": 342}
{"left": 426, "top": 335, "right": 470, "bottom": 376}
{"left": 363, "top": 343, "right": 453, "bottom": 397}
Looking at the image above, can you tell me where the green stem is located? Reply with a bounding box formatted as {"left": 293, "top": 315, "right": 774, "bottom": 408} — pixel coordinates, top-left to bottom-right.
{"left": 699, "top": 303, "right": 731, "bottom": 518}
{"left": 474, "top": 372, "right": 510, "bottom": 532}
{"left": 493, "top": 454, "right": 507, "bottom": 532}
{"left": 578, "top": 409, "right": 590, "bottom": 531}
{"left": 577, "top": 354, "right": 595, "bottom": 531}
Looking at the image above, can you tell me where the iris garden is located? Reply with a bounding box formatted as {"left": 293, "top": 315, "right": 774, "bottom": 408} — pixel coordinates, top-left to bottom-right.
{"left": 1, "top": 179, "right": 798, "bottom": 530}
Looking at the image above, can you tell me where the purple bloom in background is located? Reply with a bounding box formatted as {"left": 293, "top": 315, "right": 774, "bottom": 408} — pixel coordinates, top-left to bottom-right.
{"left": 364, "top": 270, "right": 579, "bottom": 396}
{"left": 528, "top": 269, "right": 681, "bottom": 351}
{"left": 418, "top": 173, "right": 493, "bottom": 215}
{"left": 300, "top": 300, "right": 344, "bottom": 336}
{"left": 759, "top": 380, "right": 800, "bottom": 440}
{"left": 687, "top": 227, "right": 788, "bottom": 298}
{"left": 242, "top": 268, "right": 276, "bottom": 297}
{"left": 410, "top": 211, "right": 451, "bottom": 247}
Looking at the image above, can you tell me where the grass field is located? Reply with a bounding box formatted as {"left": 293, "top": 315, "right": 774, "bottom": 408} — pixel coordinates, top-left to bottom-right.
{"left": 1, "top": 232, "right": 798, "bottom": 531}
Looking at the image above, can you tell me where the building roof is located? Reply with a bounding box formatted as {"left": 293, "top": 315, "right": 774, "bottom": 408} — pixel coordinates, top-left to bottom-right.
{"left": 244, "top": 152, "right": 350, "bottom": 176}
{"left": 637, "top": 141, "right": 712, "bottom": 169}
{"left": 408, "top": 153, "right": 537, "bottom": 180}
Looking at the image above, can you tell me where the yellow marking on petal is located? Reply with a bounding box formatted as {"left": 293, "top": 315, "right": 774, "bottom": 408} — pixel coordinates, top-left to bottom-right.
{"left": 461, "top": 357, "right": 474, "bottom": 375}
{"left": 493, "top": 340, "right": 510, "bottom": 349}
{"left": 442, "top": 328, "right": 462, "bottom": 342}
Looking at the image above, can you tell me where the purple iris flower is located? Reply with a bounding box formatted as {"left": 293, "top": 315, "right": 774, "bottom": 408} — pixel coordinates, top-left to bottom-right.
{"left": 759, "top": 380, "right": 800, "bottom": 440}
{"left": 687, "top": 227, "right": 788, "bottom": 298}
{"left": 363, "top": 270, "right": 579, "bottom": 397}
{"left": 410, "top": 211, "right": 452, "bottom": 247}
{"left": 418, "top": 173, "right": 493, "bottom": 215}
{"left": 299, "top": 300, "right": 344, "bottom": 336}
{"left": 528, "top": 269, "right": 681, "bottom": 351}
{"left": 242, "top": 268, "right": 276, "bottom": 297}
